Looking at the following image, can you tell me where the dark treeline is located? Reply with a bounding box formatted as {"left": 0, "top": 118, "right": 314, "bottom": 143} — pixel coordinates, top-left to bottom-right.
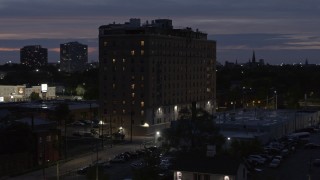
{"left": 217, "top": 64, "right": 320, "bottom": 109}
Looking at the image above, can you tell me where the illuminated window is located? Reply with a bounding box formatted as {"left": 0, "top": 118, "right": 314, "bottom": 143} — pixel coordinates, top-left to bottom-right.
{"left": 132, "top": 93, "right": 135, "bottom": 98}
{"left": 123, "top": 67, "right": 126, "bottom": 71}
{"left": 141, "top": 110, "right": 144, "bottom": 116}
{"left": 104, "top": 42, "right": 108, "bottom": 46}
{"left": 122, "top": 58, "right": 126, "bottom": 63}
{"left": 122, "top": 109, "right": 126, "bottom": 114}
{"left": 224, "top": 176, "right": 230, "bottom": 180}
{"left": 141, "top": 40, "right": 144, "bottom": 46}
{"left": 113, "top": 84, "right": 116, "bottom": 89}
{"left": 112, "top": 59, "right": 116, "bottom": 63}
{"left": 131, "top": 84, "right": 135, "bottom": 89}
{"left": 141, "top": 50, "right": 144, "bottom": 55}
{"left": 122, "top": 100, "right": 126, "bottom": 104}
{"left": 141, "top": 101, "right": 144, "bottom": 107}
{"left": 131, "top": 50, "right": 135, "bottom": 56}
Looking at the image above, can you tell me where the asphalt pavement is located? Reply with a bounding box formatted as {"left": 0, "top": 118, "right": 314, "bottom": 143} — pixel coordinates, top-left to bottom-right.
{"left": 7, "top": 136, "right": 154, "bottom": 180}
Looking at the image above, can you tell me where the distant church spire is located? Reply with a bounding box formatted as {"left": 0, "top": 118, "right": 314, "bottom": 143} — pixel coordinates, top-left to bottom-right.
{"left": 252, "top": 50, "right": 256, "bottom": 63}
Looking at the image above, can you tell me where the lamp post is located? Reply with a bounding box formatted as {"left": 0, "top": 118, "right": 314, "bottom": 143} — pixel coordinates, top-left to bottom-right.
{"left": 274, "top": 91, "right": 277, "bottom": 110}
{"left": 130, "top": 110, "right": 133, "bottom": 143}
{"left": 155, "top": 131, "right": 160, "bottom": 145}
{"left": 231, "top": 101, "right": 235, "bottom": 113}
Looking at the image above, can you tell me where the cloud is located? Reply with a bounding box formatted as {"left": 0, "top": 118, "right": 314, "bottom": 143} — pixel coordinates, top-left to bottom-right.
{"left": 0, "top": 47, "right": 20, "bottom": 51}
{"left": 0, "top": 0, "right": 319, "bottom": 64}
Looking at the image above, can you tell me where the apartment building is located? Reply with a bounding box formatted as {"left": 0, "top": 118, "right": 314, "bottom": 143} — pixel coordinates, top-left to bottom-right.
{"left": 99, "top": 18, "right": 216, "bottom": 136}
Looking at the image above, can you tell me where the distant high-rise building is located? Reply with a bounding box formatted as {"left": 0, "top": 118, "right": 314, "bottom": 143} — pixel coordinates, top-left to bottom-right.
{"left": 99, "top": 18, "right": 216, "bottom": 136}
{"left": 20, "top": 45, "right": 48, "bottom": 68}
{"left": 60, "top": 41, "right": 88, "bottom": 72}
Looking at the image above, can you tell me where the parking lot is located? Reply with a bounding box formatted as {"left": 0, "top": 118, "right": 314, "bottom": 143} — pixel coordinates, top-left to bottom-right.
{"left": 250, "top": 132, "right": 320, "bottom": 180}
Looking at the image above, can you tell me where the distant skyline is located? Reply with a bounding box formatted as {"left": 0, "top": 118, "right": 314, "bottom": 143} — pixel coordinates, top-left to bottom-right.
{"left": 0, "top": 0, "right": 319, "bottom": 65}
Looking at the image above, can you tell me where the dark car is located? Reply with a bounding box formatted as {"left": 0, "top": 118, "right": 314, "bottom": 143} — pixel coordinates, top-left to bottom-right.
{"left": 77, "top": 166, "right": 90, "bottom": 175}
{"left": 313, "top": 159, "right": 320, "bottom": 167}
{"left": 304, "top": 143, "right": 320, "bottom": 149}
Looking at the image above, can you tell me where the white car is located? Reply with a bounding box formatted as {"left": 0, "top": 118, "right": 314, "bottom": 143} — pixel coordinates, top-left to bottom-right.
{"left": 274, "top": 155, "right": 283, "bottom": 161}
{"left": 269, "top": 159, "right": 280, "bottom": 168}
{"left": 247, "top": 155, "right": 266, "bottom": 165}
{"left": 249, "top": 155, "right": 267, "bottom": 162}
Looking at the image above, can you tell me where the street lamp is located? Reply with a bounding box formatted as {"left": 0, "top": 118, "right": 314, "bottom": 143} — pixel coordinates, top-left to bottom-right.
{"left": 274, "top": 91, "right": 278, "bottom": 110}
{"left": 230, "top": 101, "right": 235, "bottom": 112}
{"left": 155, "top": 131, "right": 161, "bottom": 145}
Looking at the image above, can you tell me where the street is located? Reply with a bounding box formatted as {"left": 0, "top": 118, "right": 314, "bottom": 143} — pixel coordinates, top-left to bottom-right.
{"left": 8, "top": 136, "right": 154, "bottom": 180}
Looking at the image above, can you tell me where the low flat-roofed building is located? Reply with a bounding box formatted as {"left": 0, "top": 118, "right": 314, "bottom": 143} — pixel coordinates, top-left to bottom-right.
{"left": 216, "top": 109, "right": 320, "bottom": 144}
{"left": 0, "top": 85, "right": 56, "bottom": 102}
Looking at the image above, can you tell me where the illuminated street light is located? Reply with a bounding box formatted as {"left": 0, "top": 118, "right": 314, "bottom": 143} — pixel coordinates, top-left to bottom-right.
{"left": 155, "top": 131, "right": 161, "bottom": 145}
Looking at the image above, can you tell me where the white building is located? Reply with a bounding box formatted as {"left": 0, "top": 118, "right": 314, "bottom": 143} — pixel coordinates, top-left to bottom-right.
{"left": 0, "top": 85, "right": 56, "bottom": 102}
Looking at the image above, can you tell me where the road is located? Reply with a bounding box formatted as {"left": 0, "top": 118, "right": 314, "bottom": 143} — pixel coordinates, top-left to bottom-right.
{"left": 8, "top": 136, "right": 154, "bottom": 180}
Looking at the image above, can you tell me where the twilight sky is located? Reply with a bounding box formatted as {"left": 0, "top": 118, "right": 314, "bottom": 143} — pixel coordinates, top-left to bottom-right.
{"left": 0, "top": 0, "right": 319, "bottom": 65}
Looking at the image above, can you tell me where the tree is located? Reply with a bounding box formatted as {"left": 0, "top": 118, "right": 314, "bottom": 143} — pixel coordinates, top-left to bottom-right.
{"left": 162, "top": 108, "right": 225, "bottom": 153}
{"left": 76, "top": 85, "right": 85, "bottom": 96}
{"left": 132, "top": 149, "right": 161, "bottom": 180}
{"left": 30, "top": 92, "right": 40, "bottom": 101}
{"left": 228, "top": 138, "right": 263, "bottom": 158}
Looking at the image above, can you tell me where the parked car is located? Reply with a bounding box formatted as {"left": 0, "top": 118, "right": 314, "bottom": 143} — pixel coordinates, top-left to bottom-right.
{"left": 73, "top": 131, "right": 82, "bottom": 137}
{"left": 247, "top": 155, "right": 266, "bottom": 165}
{"left": 77, "top": 166, "right": 90, "bottom": 175}
{"left": 81, "top": 120, "right": 93, "bottom": 125}
{"left": 99, "top": 134, "right": 112, "bottom": 139}
{"left": 304, "top": 143, "right": 320, "bottom": 149}
{"left": 269, "top": 159, "right": 281, "bottom": 168}
{"left": 313, "top": 159, "right": 320, "bottom": 167}
{"left": 71, "top": 121, "right": 85, "bottom": 126}
{"left": 110, "top": 155, "right": 126, "bottom": 163}
{"left": 273, "top": 155, "right": 283, "bottom": 161}
{"left": 83, "top": 132, "right": 94, "bottom": 137}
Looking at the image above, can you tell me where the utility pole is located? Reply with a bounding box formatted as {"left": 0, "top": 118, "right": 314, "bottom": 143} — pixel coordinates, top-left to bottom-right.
{"left": 109, "top": 114, "right": 112, "bottom": 147}
{"left": 64, "top": 119, "right": 67, "bottom": 159}
{"left": 275, "top": 92, "right": 278, "bottom": 110}
{"left": 101, "top": 115, "right": 104, "bottom": 148}
{"left": 130, "top": 110, "right": 133, "bottom": 143}
{"left": 56, "top": 161, "right": 59, "bottom": 180}
{"left": 96, "top": 138, "right": 99, "bottom": 180}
